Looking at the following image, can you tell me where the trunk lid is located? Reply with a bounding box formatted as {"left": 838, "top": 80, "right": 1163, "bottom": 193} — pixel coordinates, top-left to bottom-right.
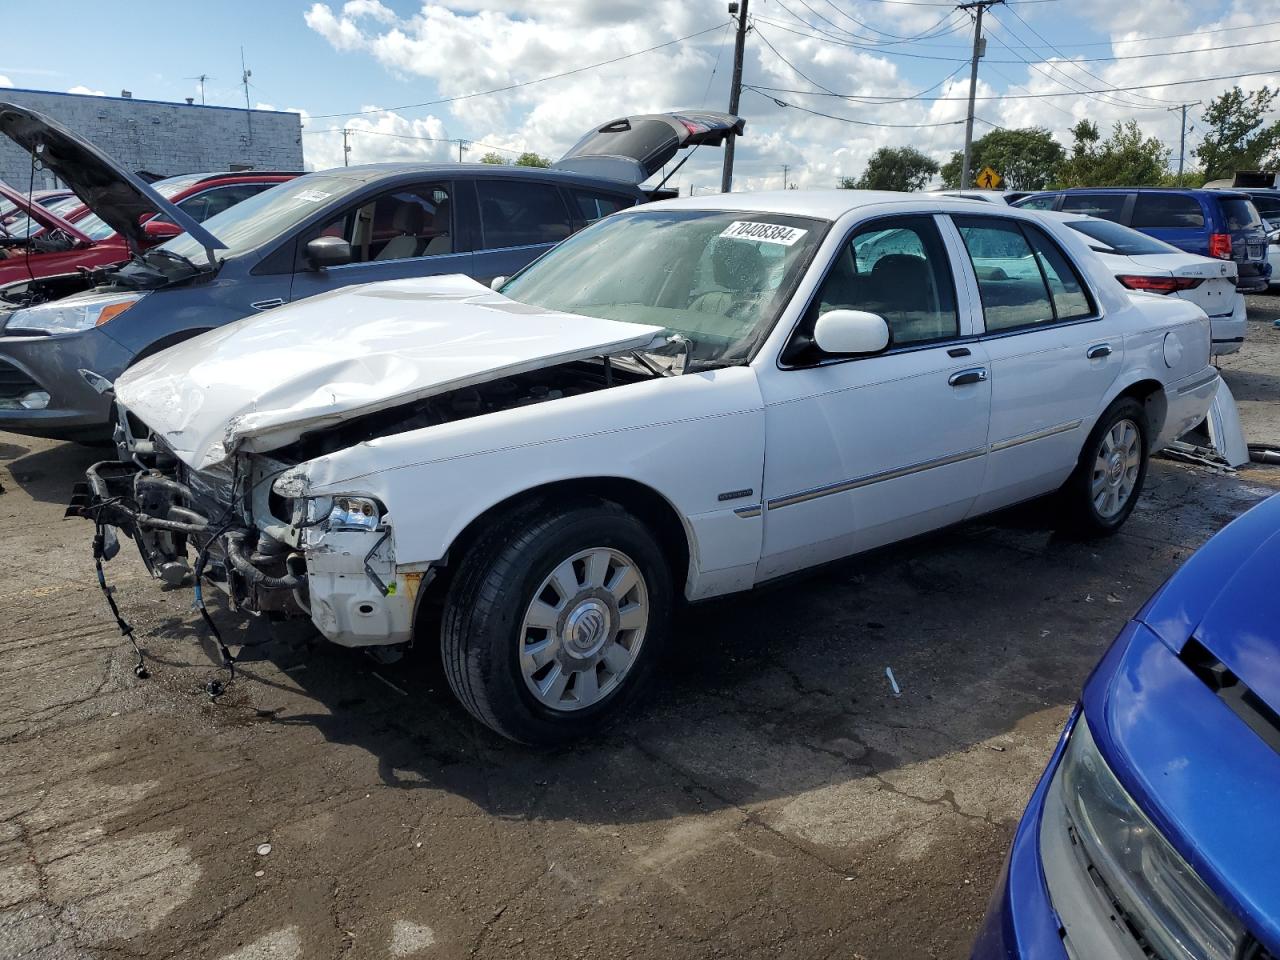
{"left": 0, "top": 101, "right": 224, "bottom": 259}
{"left": 114, "top": 274, "right": 663, "bottom": 470}
{"left": 553, "top": 111, "right": 744, "bottom": 185}
{"left": 1132, "top": 252, "right": 1238, "bottom": 317}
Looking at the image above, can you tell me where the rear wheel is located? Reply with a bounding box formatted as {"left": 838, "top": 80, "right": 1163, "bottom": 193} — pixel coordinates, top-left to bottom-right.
{"left": 1060, "top": 397, "right": 1148, "bottom": 537}
{"left": 441, "top": 499, "right": 672, "bottom": 744}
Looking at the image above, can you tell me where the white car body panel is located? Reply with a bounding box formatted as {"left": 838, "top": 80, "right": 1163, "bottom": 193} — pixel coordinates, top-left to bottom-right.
{"left": 116, "top": 191, "right": 1220, "bottom": 649}
{"left": 114, "top": 274, "right": 664, "bottom": 470}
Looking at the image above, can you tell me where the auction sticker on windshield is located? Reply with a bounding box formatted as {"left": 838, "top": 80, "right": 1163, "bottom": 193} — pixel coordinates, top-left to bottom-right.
{"left": 719, "top": 221, "right": 808, "bottom": 246}
{"left": 293, "top": 190, "right": 332, "bottom": 203}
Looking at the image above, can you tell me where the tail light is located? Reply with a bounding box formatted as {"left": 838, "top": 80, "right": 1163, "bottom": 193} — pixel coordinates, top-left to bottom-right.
{"left": 1208, "top": 233, "right": 1233, "bottom": 259}
{"left": 1116, "top": 274, "right": 1205, "bottom": 294}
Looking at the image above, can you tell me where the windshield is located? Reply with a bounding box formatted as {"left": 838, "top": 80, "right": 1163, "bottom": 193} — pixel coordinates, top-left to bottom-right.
{"left": 67, "top": 173, "right": 207, "bottom": 241}
{"left": 1065, "top": 218, "right": 1175, "bottom": 256}
{"left": 2, "top": 194, "right": 81, "bottom": 238}
{"left": 500, "top": 209, "right": 827, "bottom": 364}
{"left": 160, "top": 174, "right": 361, "bottom": 261}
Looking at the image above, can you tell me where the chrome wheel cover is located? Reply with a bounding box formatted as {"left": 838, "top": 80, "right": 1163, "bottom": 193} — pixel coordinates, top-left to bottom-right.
{"left": 518, "top": 547, "right": 649, "bottom": 712}
{"left": 1090, "top": 418, "right": 1142, "bottom": 519}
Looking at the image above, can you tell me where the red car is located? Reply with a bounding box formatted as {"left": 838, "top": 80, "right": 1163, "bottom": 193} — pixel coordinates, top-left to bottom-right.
{"left": 0, "top": 170, "right": 299, "bottom": 289}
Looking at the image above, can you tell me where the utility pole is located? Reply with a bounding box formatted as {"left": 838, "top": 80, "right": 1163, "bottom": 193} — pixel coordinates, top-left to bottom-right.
{"left": 185, "top": 74, "right": 211, "bottom": 105}
{"left": 959, "top": 0, "right": 1001, "bottom": 189}
{"left": 720, "top": 0, "right": 749, "bottom": 193}
{"left": 1168, "top": 102, "right": 1201, "bottom": 186}
{"left": 342, "top": 128, "right": 352, "bottom": 166}
{"left": 781, "top": 164, "right": 790, "bottom": 190}
{"left": 457, "top": 139, "right": 469, "bottom": 163}
{"left": 240, "top": 48, "right": 253, "bottom": 143}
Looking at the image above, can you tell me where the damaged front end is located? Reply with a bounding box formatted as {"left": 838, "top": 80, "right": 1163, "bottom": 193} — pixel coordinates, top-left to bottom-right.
{"left": 69, "top": 404, "right": 418, "bottom": 651}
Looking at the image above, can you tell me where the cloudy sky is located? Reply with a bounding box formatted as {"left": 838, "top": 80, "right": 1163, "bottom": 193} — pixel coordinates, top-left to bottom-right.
{"left": 2, "top": 0, "right": 1278, "bottom": 191}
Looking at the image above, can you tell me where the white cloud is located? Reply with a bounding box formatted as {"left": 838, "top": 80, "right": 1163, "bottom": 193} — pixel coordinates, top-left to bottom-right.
{"left": 67, "top": 84, "right": 107, "bottom": 96}
{"left": 0, "top": 75, "right": 12, "bottom": 89}
{"left": 301, "top": 2, "right": 1280, "bottom": 190}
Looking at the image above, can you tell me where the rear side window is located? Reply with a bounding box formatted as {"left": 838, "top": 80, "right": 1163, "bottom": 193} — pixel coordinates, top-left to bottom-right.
{"left": 1131, "top": 193, "right": 1205, "bottom": 229}
{"left": 570, "top": 189, "right": 633, "bottom": 226}
{"left": 1218, "top": 197, "right": 1262, "bottom": 231}
{"left": 1060, "top": 193, "right": 1127, "bottom": 222}
{"left": 477, "top": 180, "right": 572, "bottom": 248}
{"left": 1017, "top": 195, "right": 1058, "bottom": 211}
{"left": 954, "top": 215, "right": 1094, "bottom": 333}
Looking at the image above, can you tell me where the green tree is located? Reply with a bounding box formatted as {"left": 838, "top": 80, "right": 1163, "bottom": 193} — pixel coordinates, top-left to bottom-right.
{"left": 1056, "top": 119, "right": 1169, "bottom": 187}
{"left": 1195, "top": 86, "right": 1280, "bottom": 181}
{"left": 851, "top": 146, "right": 939, "bottom": 192}
{"left": 940, "top": 127, "right": 1064, "bottom": 190}
{"left": 514, "top": 152, "right": 551, "bottom": 168}
{"left": 478, "top": 152, "right": 507, "bottom": 165}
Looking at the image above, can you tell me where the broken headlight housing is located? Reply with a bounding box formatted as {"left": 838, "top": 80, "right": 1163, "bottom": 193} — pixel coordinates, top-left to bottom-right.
{"left": 326, "top": 496, "right": 381, "bottom": 532}
{"left": 1057, "top": 719, "right": 1246, "bottom": 960}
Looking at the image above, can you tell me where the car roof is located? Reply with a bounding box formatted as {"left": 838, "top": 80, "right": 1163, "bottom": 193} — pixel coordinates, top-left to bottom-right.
{"left": 298, "top": 162, "right": 643, "bottom": 192}
{"left": 1037, "top": 186, "right": 1251, "bottom": 199}
{"left": 637, "top": 189, "right": 1008, "bottom": 220}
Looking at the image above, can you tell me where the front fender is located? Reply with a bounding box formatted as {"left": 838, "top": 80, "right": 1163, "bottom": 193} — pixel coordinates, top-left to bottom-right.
{"left": 287, "top": 366, "right": 768, "bottom": 600}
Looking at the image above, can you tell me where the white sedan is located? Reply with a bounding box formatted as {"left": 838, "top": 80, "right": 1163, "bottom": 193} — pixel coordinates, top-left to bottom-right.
{"left": 85, "top": 191, "right": 1219, "bottom": 743}
{"left": 1043, "top": 211, "right": 1248, "bottom": 356}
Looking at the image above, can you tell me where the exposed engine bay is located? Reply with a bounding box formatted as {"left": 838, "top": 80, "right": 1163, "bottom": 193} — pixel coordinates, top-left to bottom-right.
{"left": 71, "top": 358, "right": 649, "bottom": 632}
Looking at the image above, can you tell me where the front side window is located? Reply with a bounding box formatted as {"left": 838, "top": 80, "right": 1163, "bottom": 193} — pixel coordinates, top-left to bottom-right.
{"left": 1131, "top": 193, "right": 1205, "bottom": 229}
{"left": 500, "top": 209, "right": 826, "bottom": 364}
{"left": 1017, "top": 194, "right": 1058, "bottom": 211}
{"left": 813, "top": 216, "right": 959, "bottom": 348}
{"left": 477, "top": 180, "right": 572, "bottom": 249}
{"left": 312, "top": 183, "right": 452, "bottom": 263}
{"left": 1060, "top": 193, "right": 1128, "bottom": 222}
{"left": 954, "top": 215, "right": 1094, "bottom": 332}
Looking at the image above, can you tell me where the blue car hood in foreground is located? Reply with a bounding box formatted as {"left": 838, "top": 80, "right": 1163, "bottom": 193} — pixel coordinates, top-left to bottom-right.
{"left": 1083, "top": 494, "right": 1280, "bottom": 955}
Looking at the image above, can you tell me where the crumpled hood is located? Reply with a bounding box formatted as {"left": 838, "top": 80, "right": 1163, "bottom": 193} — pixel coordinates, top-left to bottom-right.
{"left": 114, "top": 274, "right": 663, "bottom": 470}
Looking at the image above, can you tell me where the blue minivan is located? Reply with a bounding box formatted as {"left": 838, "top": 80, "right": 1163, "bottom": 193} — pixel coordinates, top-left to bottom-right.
{"left": 1016, "top": 188, "right": 1272, "bottom": 293}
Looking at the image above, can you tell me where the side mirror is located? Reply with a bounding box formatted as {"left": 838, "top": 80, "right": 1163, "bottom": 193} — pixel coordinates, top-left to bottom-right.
{"left": 306, "top": 236, "right": 352, "bottom": 270}
{"left": 813, "top": 309, "right": 890, "bottom": 355}
{"left": 490, "top": 275, "right": 507, "bottom": 291}
{"left": 141, "top": 218, "right": 182, "bottom": 243}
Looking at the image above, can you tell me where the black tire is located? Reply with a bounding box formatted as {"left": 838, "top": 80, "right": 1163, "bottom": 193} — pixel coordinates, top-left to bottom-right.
{"left": 441, "top": 498, "right": 673, "bottom": 744}
{"left": 1059, "top": 397, "right": 1149, "bottom": 538}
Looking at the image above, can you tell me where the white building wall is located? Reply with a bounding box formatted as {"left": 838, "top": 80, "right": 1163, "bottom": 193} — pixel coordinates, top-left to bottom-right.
{"left": 0, "top": 88, "right": 303, "bottom": 190}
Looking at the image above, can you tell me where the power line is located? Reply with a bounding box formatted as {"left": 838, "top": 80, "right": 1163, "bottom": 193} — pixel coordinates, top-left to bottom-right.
{"left": 746, "top": 86, "right": 968, "bottom": 127}
{"left": 747, "top": 66, "right": 1280, "bottom": 102}
{"left": 310, "top": 22, "right": 729, "bottom": 120}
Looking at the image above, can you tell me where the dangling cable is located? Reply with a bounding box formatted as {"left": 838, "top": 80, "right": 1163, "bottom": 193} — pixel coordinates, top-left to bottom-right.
{"left": 93, "top": 522, "right": 149, "bottom": 679}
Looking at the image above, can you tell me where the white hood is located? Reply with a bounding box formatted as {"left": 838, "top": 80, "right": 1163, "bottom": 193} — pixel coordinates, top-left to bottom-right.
{"left": 115, "top": 275, "right": 663, "bottom": 470}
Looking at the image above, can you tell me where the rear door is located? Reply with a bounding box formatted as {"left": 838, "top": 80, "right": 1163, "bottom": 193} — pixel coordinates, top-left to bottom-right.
{"left": 471, "top": 178, "right": 576, "bottom": 285}
{"left": 1129, "top": 192, "right": 1209, "bottom": 256}
{"left": 289, "top": 179, "right": 472, "bottom": 304}
{"left": 1060, "top": 192, "right": 1133, "bottom": 225}
{"left": 949, "top": 213, "right": 1122, "bottom": 514}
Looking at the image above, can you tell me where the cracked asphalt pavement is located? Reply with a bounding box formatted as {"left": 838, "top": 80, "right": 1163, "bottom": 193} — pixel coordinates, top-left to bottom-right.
{"left": 3, "top": 296, "right": 1279, "bottom": 960}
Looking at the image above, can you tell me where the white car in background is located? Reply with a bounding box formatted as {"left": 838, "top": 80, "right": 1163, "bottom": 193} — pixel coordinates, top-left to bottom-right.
{"left": 83, "top": 191, "right": 1219, "bottom": 743}
{"left": 1043, "top": 210, "right": 1248, "bottom": 355}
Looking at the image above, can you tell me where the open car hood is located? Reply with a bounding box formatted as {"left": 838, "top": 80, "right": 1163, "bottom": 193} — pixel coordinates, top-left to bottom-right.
{"left": 553, "top": 111, "right": 744, "bottom": 185}
{"left": 0, "top": 101, "right": 224, "bottom": 257}
{"left": 0, "top": 180, "right": 90, "bottom": 245}
{"left": 114, "top": 274, "right": 664, "bottom": 470}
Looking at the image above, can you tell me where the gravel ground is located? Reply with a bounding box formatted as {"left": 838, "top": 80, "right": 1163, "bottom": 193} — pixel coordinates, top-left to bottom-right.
{"left": 1, "top": 297, "right": 1278, "bottom": 960}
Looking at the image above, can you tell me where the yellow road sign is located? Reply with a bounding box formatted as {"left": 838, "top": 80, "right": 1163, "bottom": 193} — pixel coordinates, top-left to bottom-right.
{"left": 975, "top": 166, "right": 1003, "bottom": 190}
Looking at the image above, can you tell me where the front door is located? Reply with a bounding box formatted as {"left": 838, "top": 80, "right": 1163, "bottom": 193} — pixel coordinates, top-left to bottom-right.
{"left": 947, "top": 213, "right": 1122, "bottom": 514}
{"left": 290, "top": 180, "right": 473, "bottom": 303}
{"left": 756, "top": 214, "right": 993, "bottom": 581}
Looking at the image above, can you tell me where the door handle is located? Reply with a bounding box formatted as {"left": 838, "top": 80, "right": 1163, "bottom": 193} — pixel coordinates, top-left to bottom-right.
{"left": 1087, "top": 343, "right": 1112, "bottom": 360}
{"left": 251, "top": 298, "right": 285, "bottom": 311}
{"left": 948, "top": 367, "right": 987, "bottom": 387}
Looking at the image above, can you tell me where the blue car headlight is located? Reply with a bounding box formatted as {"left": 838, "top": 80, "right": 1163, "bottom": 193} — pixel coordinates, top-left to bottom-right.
{"left": 1057, "top": 719, "right": 1246, "bottom": 960}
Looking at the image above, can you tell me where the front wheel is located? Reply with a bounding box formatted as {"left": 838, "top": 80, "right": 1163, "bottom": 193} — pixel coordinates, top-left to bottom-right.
{"left": 441, "top": 500, "right": 672, "bottom": 744}
{"left": 1059, "top": 397, "right": 1149, "bottom": 538}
